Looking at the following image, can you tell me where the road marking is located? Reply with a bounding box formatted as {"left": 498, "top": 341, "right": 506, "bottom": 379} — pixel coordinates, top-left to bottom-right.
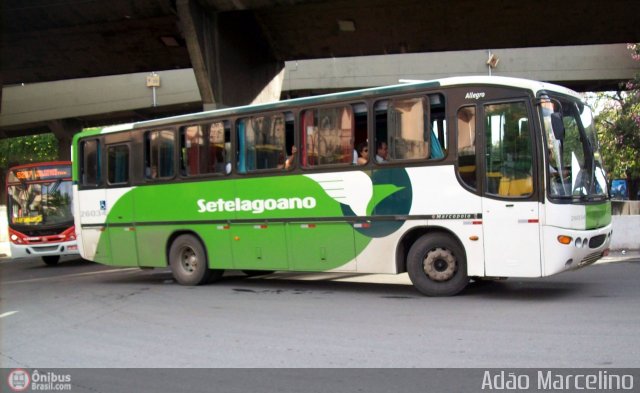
{"left": 3, "top": 268, "right": 140, "bottom": 285}
{"left": 0, "top": 311, "right": 19, "bottom": 318}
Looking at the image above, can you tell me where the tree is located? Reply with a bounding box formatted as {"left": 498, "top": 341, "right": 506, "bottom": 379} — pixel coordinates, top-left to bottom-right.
{"left": 0, "top": 133, "right": 59, "bottom": 169}
{"left": 595, "top": 43, "right": 640, "bottom": 200}
{"left": 0, "top": 133, "right": 59, "bottom": 204}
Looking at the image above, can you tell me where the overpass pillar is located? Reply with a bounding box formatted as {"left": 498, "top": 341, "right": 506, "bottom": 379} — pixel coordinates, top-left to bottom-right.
{"left": 48, "top": 119, "right": 80, "bottom": 161}
{"left": 177, "top": 0, "right": 284, "bottom": 109}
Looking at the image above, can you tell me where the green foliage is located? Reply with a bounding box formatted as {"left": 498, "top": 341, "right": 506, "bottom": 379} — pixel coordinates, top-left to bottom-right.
{"left": 0, "top": 133, "right": 59, "bottom": 169}
{"left": 594, "top": 43, "right": 640, "bottom": 198}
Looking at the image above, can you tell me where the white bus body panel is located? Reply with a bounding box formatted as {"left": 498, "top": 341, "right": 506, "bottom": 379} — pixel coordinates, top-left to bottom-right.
{"left": 482, "top": 199, "right": 542, "bottom": 277}
{"left": 74, "top": 186, "right": 131, "bottom": 261}
{"left": 405, "top": 166, "right": 485, "bottom": 277}
{"left": 9, "top": 241, "right": 79, "bottom": 259}
{"left": 541, "top": 201, "right": 612, "bottom": 276}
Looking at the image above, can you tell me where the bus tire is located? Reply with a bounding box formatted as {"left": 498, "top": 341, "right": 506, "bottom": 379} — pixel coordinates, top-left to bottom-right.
{"left": 407, "top": 233, "right": 469, "bottom": 296}
{"left": 169, "top": 234, "right": 216, "bottom": 285}
{"left": 42, "top": 256, "right": 60, "bottom": 266}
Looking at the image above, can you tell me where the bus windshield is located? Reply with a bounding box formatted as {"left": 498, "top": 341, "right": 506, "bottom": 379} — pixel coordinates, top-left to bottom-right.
{"left": 540, "top": 96, "right": 608, "bottom": 201}
{"left": 7, "top": 179, "right": 74, "bottom": 227}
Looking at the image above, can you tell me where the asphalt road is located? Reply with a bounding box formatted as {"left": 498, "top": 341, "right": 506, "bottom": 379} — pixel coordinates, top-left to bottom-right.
{"left": 1, "top": 253, "right": 639, "bottom": 369}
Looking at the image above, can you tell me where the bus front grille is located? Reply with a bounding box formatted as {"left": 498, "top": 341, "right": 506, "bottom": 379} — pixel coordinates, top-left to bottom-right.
{"left": 31, "top": 246, "right": 60, "bottom": 253}
{"left": 589, "top": 235, "right": 606, "bottom": 249}
{"left": 578, "top": 251, "right": 603, "bottom": 267}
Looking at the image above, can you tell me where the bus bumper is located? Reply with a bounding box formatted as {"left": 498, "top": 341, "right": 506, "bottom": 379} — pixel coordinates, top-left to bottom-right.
{"left": 9, "top": 241, "right": 80, "bottom": 260}
{"left": 541, "top": 224, "right": 613, "bottom": 276}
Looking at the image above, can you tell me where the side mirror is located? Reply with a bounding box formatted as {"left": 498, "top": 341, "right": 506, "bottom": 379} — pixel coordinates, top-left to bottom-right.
{"left": 550, "top": 112, "right": 565, "bottom": 140}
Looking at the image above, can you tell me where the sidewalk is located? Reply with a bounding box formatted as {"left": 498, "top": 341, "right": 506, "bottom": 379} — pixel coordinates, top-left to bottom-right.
{"left": 600, "top": 249, "right": 640, "bottom": 263}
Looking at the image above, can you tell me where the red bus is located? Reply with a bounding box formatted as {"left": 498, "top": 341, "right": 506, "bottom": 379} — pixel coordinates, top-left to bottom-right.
{"left": 6, "top": 161, "right": 79, "bottom": 265}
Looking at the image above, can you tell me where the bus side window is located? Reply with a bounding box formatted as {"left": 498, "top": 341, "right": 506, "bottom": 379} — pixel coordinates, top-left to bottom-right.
{"left": 379, "top": 97, "right": 426, "bottom": 161}
{"left": 456, "top": 106, "right": 477, "bottom": 189}
{"left": 374, "top": 95, "right": 446, "bottom": 163}
{"left": 282, "top": 112, "right": 296, "bottom": 170}
{"left": 428, "top": 93, "right": 447, "bottom": 159}
{"left": 180, "top": 121, "right": 230, "bottom": 176}
{"left": 145, "top": 130, "right": 175, "bottom": 179}
{"left": 81, "top": 139, "right": 101, "bottom": 187}
{"left": 301, "top": 104, "right": 359, "bottom": 167}
{"left": 107, "top": 144, "right": 129, "bottom": 185}
{"left": 210, "top": 122, "right": 232, "bottom": 174}
{"left": 180, "top": 125, "right": 205, "bottom": 176}
{"left": 484, "top": 102, "right": 533, "bottom": 197}
{"left": 237, "top": 113, "right": 290, "bottom": 173}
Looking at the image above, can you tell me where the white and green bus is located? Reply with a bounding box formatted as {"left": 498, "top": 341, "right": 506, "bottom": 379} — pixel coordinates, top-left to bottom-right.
{"left": 72, "top": 76, "right": 611, "bottom": 296}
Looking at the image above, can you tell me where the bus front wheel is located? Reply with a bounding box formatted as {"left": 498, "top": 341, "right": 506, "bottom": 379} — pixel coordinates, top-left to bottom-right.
{"left": 169, "top": 234, "right": 222, "bottom": 285}
{"left": 42, "top": 256, "right": 60, "bottom": 266}
{"left": 407, "top": 233, "right": 469, "bottom": 296}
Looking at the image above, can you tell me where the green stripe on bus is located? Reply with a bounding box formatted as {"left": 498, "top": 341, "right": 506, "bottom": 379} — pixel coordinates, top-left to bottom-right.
{"left": 586, "top": 202, "right": 611, "bottom": 229}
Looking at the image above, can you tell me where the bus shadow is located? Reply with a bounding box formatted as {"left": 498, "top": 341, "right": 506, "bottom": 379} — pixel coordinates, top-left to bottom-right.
{"left": 224, "top": 276, "right": 421, "bottom": 298}
{"left": 97, "top": 270, "right": 423, "bottom": 298}
{"left": 95, "top": 269, "right": 590, "bottom": 300}
{"left": 464, "top": 279, "right": 590, "bottom": 300}
{"left": 24, "top": 257, "right": 96, "bottom": 270}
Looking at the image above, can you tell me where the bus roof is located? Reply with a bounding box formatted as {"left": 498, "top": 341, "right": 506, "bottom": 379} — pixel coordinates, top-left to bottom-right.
{"left": 8, "top": 161, "right": 72, "bottom": 170}
{"left": 83, "top": 75, "right": 582, "bottom": 136}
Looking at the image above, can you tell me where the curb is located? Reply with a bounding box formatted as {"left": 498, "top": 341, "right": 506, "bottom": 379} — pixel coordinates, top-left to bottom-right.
{"left": 600, "top": 250, "right": 639, "bottom": 263}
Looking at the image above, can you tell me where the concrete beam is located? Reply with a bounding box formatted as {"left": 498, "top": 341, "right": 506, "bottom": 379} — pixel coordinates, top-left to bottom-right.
{"left": 177, "top": 0, "right": 284, "bottom": 108}
{"left": 283, "top": 44, "right": 639, "bottom": 92}
{"left": 0, "top": 69, "right": 201, "bottom": 129}
{"left": 48, "top": 119, "right": 81, "bottom": 161}
{"left": 176, "top": 0, "right": 217, "bottom": 107}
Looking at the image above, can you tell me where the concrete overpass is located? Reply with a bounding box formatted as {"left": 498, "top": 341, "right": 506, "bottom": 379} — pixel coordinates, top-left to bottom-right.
{"left": 3, "top": 0, "right": 640, "bottom": 106}
{"left": 1, "top": 44, "right": 637, "bottom": 143}
{"left": 0, "top": 68, "right": 203, "bottom": 159}
{"left": 282, "top": 44, "right": 639, "bottom": 96}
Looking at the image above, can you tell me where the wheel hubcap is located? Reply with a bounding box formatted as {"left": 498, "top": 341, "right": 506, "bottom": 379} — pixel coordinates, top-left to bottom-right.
{"left": 180, "top": 247, "right": 198, "bottom": 274}
{"left": 423, "top": 248, "right": 456, "bottom": 281}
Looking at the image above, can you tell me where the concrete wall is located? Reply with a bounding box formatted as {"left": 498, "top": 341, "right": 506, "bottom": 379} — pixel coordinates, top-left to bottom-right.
{"left": 611, "top": 215, "right": 639, "bottom": 251}
{"left": 611, "top": 201, "right": 640, "bottom": 251}
{"left": 612, "top": 201, "right": 640, "bottom": 215}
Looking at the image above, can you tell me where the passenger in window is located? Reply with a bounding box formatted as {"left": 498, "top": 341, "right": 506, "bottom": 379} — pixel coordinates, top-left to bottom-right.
{"left": 284, "top": 146, "right": 297, "bottom": 170}
{"left": 149, "top": 165, "right": 158, "bottom": 179}
{"left": 356, "top": 142, "right": 369, "bottom": 165}
{"left": 375, "top": 141, "right": 389, "bottom": 163}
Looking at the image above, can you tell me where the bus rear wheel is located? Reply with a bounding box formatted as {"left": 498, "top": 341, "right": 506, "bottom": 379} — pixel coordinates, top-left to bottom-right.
{"left": 42, "top": 256, "right": 60, "bottom": 266}
{"left": 407, "top": 233, "right": 469, "bottom": 296}
{"left": 169, "top": 234, "right": 222, "bottom": 285}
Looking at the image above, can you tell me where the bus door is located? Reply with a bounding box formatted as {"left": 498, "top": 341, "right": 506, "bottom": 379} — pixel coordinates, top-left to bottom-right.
{"left": 104, "top": 136, "right": 139, "bottom": 266}
{"left": 480, "top": 100, "right": 541, "bottom": 277}
{"left": 77, "top": 138, "right": 113, "bottom": 264}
